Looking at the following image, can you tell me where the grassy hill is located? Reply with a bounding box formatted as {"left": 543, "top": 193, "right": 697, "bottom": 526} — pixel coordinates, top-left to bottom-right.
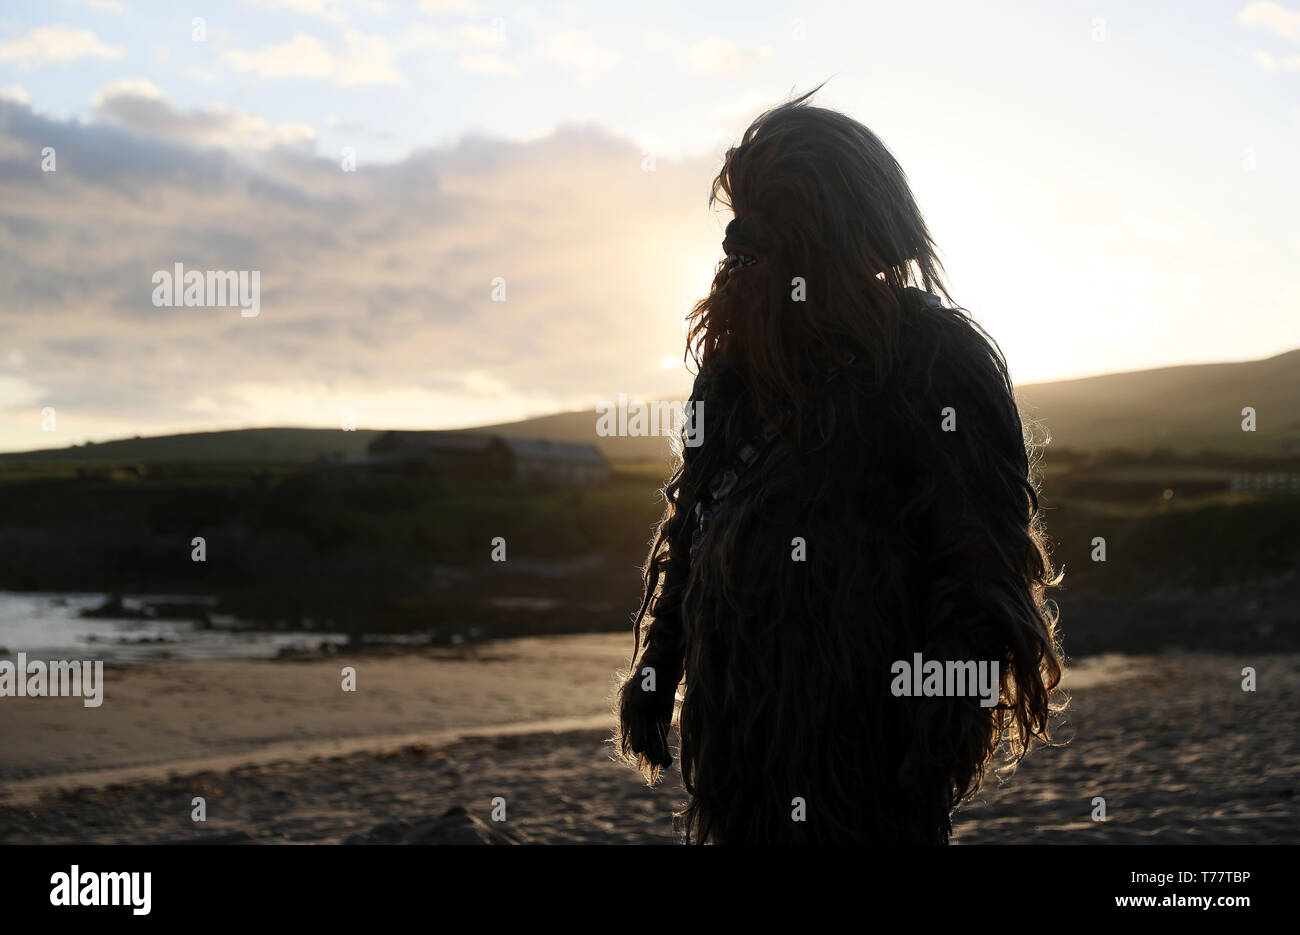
{"left": 1016, "top": 348, "right": 1300, "bottom": 455}
{"left": 0, "top": 427, "right": 384, "bottom": 464}
{"left": 0, "top": 418, "right": 673, "bottom": 465}
{"left": 462, "top": 410, "right": 675, "bottom": 461}
{"left": 2, "top": 348, "right": 1296, "bottom": 464}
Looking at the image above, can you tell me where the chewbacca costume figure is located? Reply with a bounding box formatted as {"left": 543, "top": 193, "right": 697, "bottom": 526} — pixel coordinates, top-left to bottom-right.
{"left": 617, "top": 90, "right": 1064, "bottom": 844}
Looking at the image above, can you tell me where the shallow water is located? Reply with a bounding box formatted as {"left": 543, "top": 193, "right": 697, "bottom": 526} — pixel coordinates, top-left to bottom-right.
{"left": 0, "top": 591, "right": 347, "bottom": 663}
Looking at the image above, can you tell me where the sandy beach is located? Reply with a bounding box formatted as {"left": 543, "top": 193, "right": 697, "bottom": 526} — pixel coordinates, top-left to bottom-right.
{"left": 1, "top": 635, "right": 1296, "bottom": 843}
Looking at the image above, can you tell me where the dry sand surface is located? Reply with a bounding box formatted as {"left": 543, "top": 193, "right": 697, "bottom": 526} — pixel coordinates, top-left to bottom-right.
{"left": 1, "top": 634, "right": 1296, "bottom": 843}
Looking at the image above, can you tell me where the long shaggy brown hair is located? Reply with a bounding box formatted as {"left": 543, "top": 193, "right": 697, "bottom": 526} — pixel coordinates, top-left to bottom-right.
{"left": 617, "top": 88, "right": 1063, "bottom": 843}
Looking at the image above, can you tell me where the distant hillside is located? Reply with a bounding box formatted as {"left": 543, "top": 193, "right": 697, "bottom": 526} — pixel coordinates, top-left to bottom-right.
{"left": 458, "top": 410, "right": 675, "bottom": 461}
{"left": 1015, "top": 348, "right": 1300, "bottom": 454}
{"left": 2, "top": 349, "right": 1295, "bottom": 464}
{"left": 0, "top": 427, "right": 383, "bottom": 464}
{"left": 0, "top": 417, "right": 675, "bottom": 464}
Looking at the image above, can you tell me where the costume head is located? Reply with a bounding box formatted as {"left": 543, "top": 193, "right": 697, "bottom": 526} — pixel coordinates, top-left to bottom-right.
{"left": 687, "top": 86, "right": 949, "bottom": 414}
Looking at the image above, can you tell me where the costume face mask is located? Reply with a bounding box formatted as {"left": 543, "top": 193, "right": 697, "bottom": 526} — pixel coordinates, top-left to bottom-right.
{"left": 721, "top": 215, "right": 768, "bottom": 281}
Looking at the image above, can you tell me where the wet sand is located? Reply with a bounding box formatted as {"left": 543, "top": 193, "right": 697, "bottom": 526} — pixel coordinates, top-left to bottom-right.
{"left": 1, "top": 636, "right": 1296, "bottom": 843}
{"left": 0, "top": 634, "right": 632, "bottom": 788}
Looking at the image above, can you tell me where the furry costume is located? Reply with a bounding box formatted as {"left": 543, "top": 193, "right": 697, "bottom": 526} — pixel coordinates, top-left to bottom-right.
{"left": 618, "top": 91, "right": 1063, "bottom": 844}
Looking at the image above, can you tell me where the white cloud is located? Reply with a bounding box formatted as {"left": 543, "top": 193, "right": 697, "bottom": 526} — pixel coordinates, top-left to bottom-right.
{"left": 1253, "top": 48, "right": 1300, "bottom": 69}
{"left": 182, "top": 65, "right": 218, "bottom": 84}
{"left": 80, "top": 0, "right": 132, "bottom": 13}
{"left": 401, "top": 20, "right": 517, "bottom": 76}
{"left": 90, "top": 76, "right": 164, "bottom": 104}
{"left": 1239, "top": 2, "right": 1300, "bottom": 41}
{"left": 223, "top": 31, "right": 406, "bottom": 86}
{"left": 644, "top": 31, "right": 772, "bottom": 77}
{"left": 246, "top": 0, "right": 351, "bottom": 26}
{"left": 420, "top": 0, "right": 476, "bottom": 14}
{"left": 91, "top": 79, "right": 318, "bottom": 149}
{"left": 459, "top": 23, "right": 506, "bottom": 50}
{"left": 684, "top": 36, "right": 773, "bottom": 76}
{"left": 401, "top": 22, "right": 447, "bottom": 49}
{"left": 533, "top": 29, "right": 619, "bottom": 74}
{"left": 458, "top": 53, "right": 519, "bottom": 77}
{"left": 713, "top": 93, "right": 775, "bottom": 122}
{"left": 0, "top": 25, "right": 126, "bottom": 67}
{"left": 0, "top": 84, "right": 30, "bottom": 106}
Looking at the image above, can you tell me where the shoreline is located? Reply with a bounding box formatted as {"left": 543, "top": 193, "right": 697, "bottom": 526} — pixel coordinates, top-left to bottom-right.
{"left": 3, "top": 636, "right": 1295, "bottom": 843}
{"left": 0, "top": 637, "right": 1154, "bottom": 790}
{"left": 0, "top": 633, "right": 635, "bottom": 787}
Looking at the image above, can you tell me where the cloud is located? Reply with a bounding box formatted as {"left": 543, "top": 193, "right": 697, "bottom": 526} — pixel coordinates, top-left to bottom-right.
{"left": 0, "top": 84, "right": 30, "bottom": 106}
{"left": 533, "top": 29, "right": 619, "bottom": 74}
{"left": 181, "top": 66, "right": 218, "bottom": 84}
{"left": 684, "top": 37, "right": 773, "bottom": 76}
{"left": 457, "top": 53, "right": 519, "bottom": 77}
{"left": 643, "top": 31, "right": 772, "bottom": 78}
{"left": 1254, "top": 48, "right": 1300, "bottom": 68}
{"left": 0, "top": 100, "right": 718, "bottom": 446}
{"left": 420, "top": 0, "right": 476, "bottom": 14}
{"left": 401, "top": 22, "right": 446, "bottom": 49}
{"left": 458, "top": 23, "right": 505, "bottom": 50}
{"left": 223, "top": 31, "right": 406, "bottom": 85}
{"left": 0, "top": 25, "right": 126, "bottom": 67}
{"left": 79, "top": 0, "right": 133, "bottom": 13}
{"left": 1239, "top": 2, "right": 1300, "bottom": 41}
{"left": 90, "top": 79, "right": 317, "bottom": 149}
{"left": 246, "top": 0, "right": 352, "bottom": 25}
{"left": 400, "top": 19, "right": 518, "bottom": 77}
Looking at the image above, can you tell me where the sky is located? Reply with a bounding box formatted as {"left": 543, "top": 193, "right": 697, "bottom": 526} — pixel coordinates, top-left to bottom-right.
{"left": 0, "top": 0, "right": 1297, "bottom": 451}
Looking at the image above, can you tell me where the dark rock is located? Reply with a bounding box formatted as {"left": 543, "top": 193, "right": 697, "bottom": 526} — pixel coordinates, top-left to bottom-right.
{"left": 344, "top": 806, "right": 525, "bottom": 845}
